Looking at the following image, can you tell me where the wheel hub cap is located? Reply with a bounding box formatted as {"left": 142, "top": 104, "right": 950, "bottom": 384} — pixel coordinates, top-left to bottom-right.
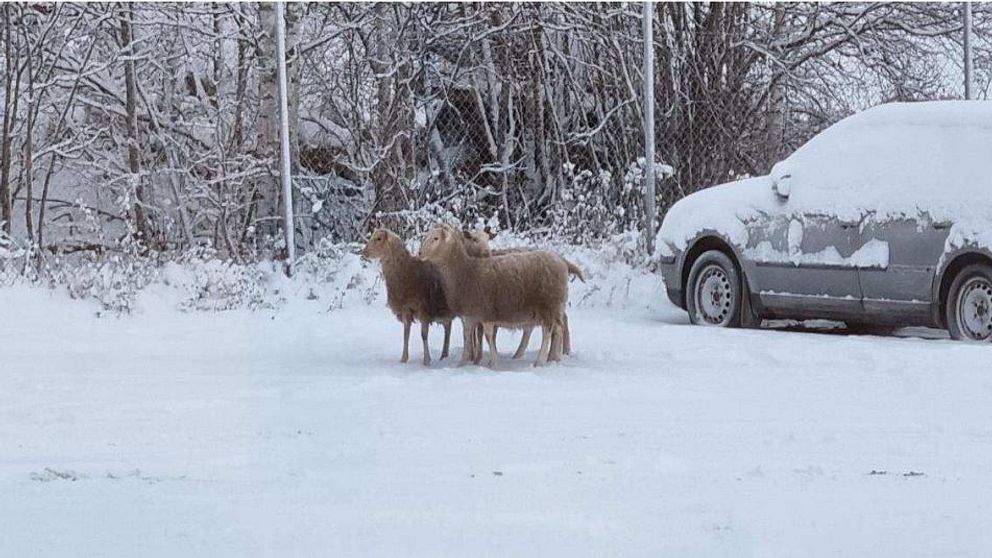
{"left": 696, "top": 265, "right": 733, "bottom": 326}
{"left": 959, "top": 277, "right": 992, "bottom": 341}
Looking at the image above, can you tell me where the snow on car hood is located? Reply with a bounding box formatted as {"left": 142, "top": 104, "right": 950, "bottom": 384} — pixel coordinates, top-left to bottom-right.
{"left": 656, "top": 175, "right": 777, "bottom": 255}
{"left": 657, "top": 101, "right": 992, "bottom": 257}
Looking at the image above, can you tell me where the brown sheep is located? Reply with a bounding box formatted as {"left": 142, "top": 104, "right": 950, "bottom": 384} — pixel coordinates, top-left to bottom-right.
{"left": 418, "top": 229, "right": 529, "bottom": 363}
{"left": 420, "top": 224, "right": 567, "bottom": 367}
{"left": 461, "top": 228, "right": 583, "bottom": 359}
{"left": 360, "top": 228, "right": 453, "bottom": 366}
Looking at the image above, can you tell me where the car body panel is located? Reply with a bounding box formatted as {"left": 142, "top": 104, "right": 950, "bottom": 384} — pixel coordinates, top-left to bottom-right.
{"left": 744, "top": 212, "right": 864, "bottom": 318}
{"left": 857, "top": 213, "right": 949, "bottom": 325}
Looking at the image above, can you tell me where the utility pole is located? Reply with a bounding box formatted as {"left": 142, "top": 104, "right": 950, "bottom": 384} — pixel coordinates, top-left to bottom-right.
{"left": 643, "top": 1, "right": 656, "bottom": 254}
{"left": 964, "top": 2, "right": 974, "bottom": 100}
{"left": 276, "top": 2, "right": 296, "bottom": 274}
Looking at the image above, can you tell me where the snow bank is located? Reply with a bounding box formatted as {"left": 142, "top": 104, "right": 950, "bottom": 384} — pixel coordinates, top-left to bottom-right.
{"left": 0, "top": 234, "right": 666, "bottom": 317}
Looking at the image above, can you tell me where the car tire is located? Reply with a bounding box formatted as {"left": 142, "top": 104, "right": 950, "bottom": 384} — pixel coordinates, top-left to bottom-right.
{"left": 686, "top": 250, "right": 743, "bottom": 328}
{"left": 946, "top": 263, "right": 992, "bottom": 342}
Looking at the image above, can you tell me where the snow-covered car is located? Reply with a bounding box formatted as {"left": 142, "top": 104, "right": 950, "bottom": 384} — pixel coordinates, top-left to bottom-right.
{"left": 657, "top": 101, "right": 992, "bottom": 341}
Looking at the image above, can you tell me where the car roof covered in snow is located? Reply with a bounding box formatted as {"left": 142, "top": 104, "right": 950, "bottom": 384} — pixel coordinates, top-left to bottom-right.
{"left": 776, "top": 101, "right": 992, "bottom": 221}
{"left": 829, "top": 100, "right": 992, "bottom": 129}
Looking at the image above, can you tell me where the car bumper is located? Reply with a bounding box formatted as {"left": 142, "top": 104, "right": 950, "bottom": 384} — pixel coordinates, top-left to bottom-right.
{"left": 658, "top": 254, "right": 684, "bottom": 309}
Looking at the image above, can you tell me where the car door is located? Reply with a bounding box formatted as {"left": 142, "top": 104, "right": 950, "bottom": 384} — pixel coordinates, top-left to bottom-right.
{"left": 857, "top": 212, "right": 951, "bottom": 325}
{"left": 744, "top": 208, "right": 864, "bottom": 320}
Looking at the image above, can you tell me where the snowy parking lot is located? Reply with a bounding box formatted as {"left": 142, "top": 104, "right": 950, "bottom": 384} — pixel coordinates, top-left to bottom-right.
{"left": 3, "top": 281, "right": 992, "bottom": 557}
{"left": 5, "top": 2, "right": 991, "bottom": 556}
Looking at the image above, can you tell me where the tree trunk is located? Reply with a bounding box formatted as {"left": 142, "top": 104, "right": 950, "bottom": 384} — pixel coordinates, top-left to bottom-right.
{"left": 231, "top": 4, "right": 247, "bottom": 153}
{"left": 21, "top": 10, "right": 35, "bottom": 243}
{"left": 285, "top": 2, "right": 300, "bottom": 172}
{"left": 369, "top": 5, "right": 413, "bottom": 223}
{"left": 763, "top": 4, "right": 786, "bottom": 171}
{"left": 118, "top": 4, "right": 151, "bottom": 245}
{"left": 253, "top": 1, "right": 281, "bottom": 250}
{"left": 0, "top": 5, "right": 16, "bottom": 235}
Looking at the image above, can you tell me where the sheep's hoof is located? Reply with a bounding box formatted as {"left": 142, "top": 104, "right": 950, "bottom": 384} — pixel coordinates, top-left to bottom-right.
{"left": 511, "top": 351, "right": 525, "bottom": 359}
{"left": 400, "top": 355, "right": 409, "bottom": 364}
{"left": 422, "top": 356, "right": 431, "bottom": 366}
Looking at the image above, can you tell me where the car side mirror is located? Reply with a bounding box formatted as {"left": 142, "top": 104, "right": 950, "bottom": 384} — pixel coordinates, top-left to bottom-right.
{"left": 772, "top": 174, "right": 791, "bottom": 199}
{"left": 770, "top": 160, "right": 793, "bottom": 199}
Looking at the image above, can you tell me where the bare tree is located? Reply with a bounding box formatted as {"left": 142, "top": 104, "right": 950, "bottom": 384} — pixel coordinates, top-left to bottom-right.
{"left": 0, "top": 2, "right": 987, "bottom": 255}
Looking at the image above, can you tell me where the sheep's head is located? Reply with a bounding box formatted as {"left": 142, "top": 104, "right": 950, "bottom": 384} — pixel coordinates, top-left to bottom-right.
{"left": 461, "top": 228, "right": 492, "bottom": 257}
{"left": 360, "top": 228, "right": 399, "bottom": 260}
{"left": 420, "top": 224, "right": 462, "bottom": 262}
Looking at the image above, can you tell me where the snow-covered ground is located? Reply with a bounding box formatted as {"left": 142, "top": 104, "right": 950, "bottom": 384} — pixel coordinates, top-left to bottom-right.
{"left": 2, "top": 260, "right": 992, "bottom": 557}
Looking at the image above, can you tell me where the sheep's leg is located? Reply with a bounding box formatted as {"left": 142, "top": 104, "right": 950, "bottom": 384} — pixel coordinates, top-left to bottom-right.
{"left": 549, "top": 322, "right": 563, "bottom": 362}
{"left": 512, "top": 326, "right": 533, "bottom": 359}
{"left": 421, "top": 320, "right": 432, "bottom": 366}
{"left": 458, "top": 319, "right": 475, "bottom": 366}
{"left": 401, "top": 317, "right": 412, "bottom": 363}
{"left": 481, "top": 325, "right": 500, "bottom": 363}
{"left": 562, "top": 313, "right": 571, "bottom": 355}
{"left": 473, "top": 324, "right": 484, "bottom": 365}
{"left": 484, "top": 323, "right": 499, "bottom": 368}
{"left": 534, "top": 324, "right": 553, "bottom": 366}
{"left": 440, "top": 320, "right": 452, "bottom": 359}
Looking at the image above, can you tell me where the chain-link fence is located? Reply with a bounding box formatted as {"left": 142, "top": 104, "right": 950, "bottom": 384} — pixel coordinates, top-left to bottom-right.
{"left": 1, "top": 3, "right": 989, "bottom": 260}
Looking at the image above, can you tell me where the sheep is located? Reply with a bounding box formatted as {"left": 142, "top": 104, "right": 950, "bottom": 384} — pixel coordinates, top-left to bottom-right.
{"left": 419, "top": 224, "right": 567, "bottom": 367}
{"left": 418, "top": 229, "right": 531, "bottom": 363}
{"left": 360, "top": 227, "right": 453, "bottom": 366}
{"left": 461, "top": 228, "right": 583, "bottom": 359}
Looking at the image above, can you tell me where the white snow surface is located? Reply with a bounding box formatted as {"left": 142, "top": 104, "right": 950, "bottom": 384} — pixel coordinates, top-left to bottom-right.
{"left": 658, "top": 101, "right": 992, "bottom": 257}
{"left": 3, "top": 245, "right": 992, "bottom": 556}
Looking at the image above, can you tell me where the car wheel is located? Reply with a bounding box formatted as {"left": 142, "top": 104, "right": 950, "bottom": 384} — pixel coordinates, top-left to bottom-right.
{"left": 946, "top": 263, "right": 992, "bottom": 342}
{"left": 686, "top": 250, "right": 742, "bottom": 328}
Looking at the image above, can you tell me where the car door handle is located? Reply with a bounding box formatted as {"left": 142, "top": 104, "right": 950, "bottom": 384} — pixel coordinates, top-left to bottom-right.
{"left": 840, "top": 222, "right": 859, "bottom": 230}
{"left": 933, "top": 222, "right": 951, "bottom": 230}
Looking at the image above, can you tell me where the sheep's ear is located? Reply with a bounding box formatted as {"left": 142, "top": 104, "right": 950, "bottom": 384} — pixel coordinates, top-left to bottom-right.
{"left": 484, "top": 226, "right": 496, "bottom": 240}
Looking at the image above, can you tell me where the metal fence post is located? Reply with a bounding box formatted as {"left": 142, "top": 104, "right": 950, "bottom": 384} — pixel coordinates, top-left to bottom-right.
{"left": 276, "top": 1, "right": 296, "bottom": 274}
{"left": 964, "top": 2, "right": 974, "bottom": 100}
{"left": 643, "top": 1, "right": 656, "bottom": 255}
